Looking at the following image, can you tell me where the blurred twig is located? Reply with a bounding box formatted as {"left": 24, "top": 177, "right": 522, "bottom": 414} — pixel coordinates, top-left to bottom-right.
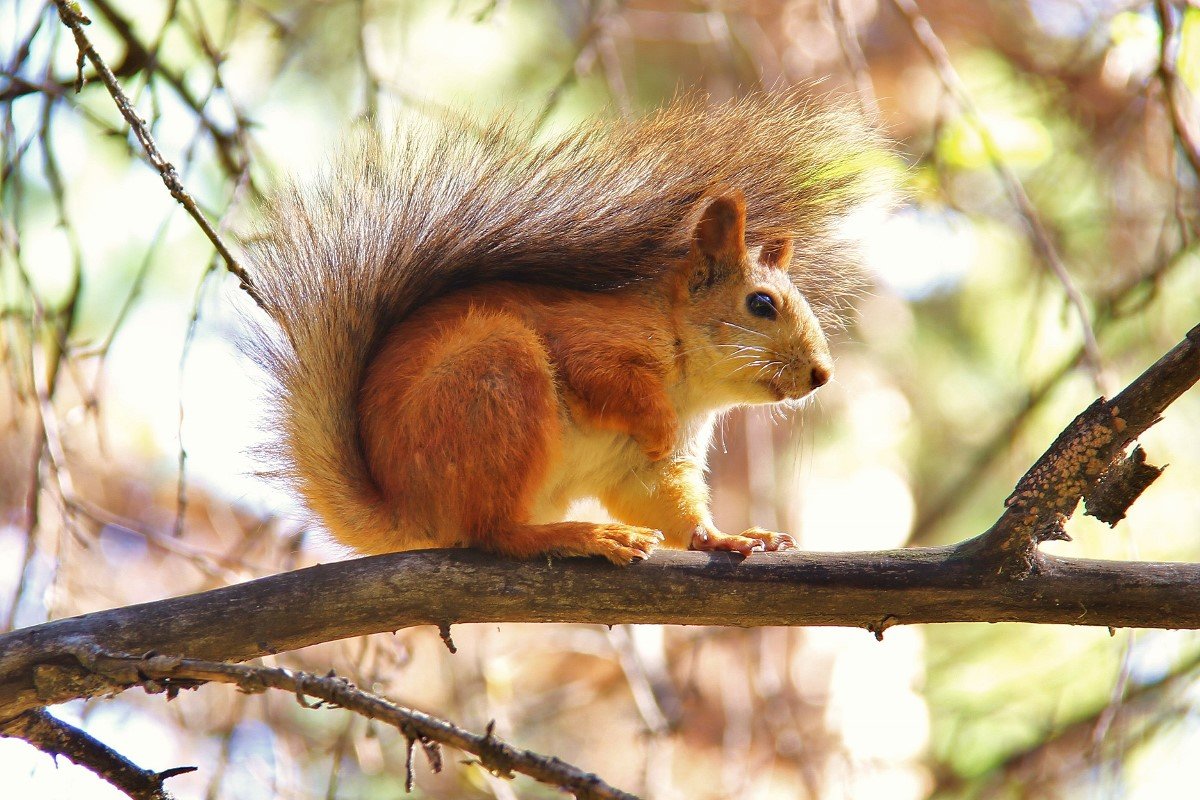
{"left": 1155, "top": 0, "right": 1200, "bottom": 181}
{"left": 826, "top": 0, "right": 879, "bottom": 121}
{"left": 932, "top": 648, "right": 1200, "bottom": 796}
{"left": 534, "top": 0, "right": 608, "bottom": 132}
{"left": 888, "top": 0, "right": 1109, "bottom": 394}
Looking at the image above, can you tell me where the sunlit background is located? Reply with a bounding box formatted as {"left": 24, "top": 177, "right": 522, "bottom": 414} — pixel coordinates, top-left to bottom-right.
{"left": 2, "top": 0, "right": 1200, "bottom": 798}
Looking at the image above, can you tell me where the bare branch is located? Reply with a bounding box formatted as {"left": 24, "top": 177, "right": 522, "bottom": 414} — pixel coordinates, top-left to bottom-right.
{"left": 974, "top": 322, "right": 1200, "bottom": 574}
{"left": 49, "top": 0, "right": 263, "bottom": 308}
{"left": 4, "top": 541, "right": 1200, "bottom": 724}
{"left": 0, "top": 708, "right": 195, "bottom": 800}
{"left": 77, "top": 653, "right": 638, "bottom": 800}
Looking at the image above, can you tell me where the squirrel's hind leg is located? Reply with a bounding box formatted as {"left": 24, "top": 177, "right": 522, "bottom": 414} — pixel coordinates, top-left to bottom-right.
{"left": 360, "top": 306, "right": 561, "bottom": 550}
{"left": 361, "top": 305, "right": 664, "bottom": 564}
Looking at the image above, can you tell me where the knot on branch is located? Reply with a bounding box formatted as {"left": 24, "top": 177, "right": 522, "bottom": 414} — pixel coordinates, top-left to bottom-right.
{"left": 1085, "top": 445, "right": 1165, "bottom": 526}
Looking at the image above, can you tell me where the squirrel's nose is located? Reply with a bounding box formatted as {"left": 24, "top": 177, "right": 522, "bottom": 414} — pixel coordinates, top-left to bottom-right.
{"left": 810, "top": 363, "right": 831, "bottom": 388}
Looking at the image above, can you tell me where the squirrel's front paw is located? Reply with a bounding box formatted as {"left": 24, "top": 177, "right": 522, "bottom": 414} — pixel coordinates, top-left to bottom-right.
{"left": 690, "top": 525, "right": 795, "bottom": 556}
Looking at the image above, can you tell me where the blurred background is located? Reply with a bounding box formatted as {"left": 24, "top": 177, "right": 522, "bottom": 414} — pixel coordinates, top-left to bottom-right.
{"left": 2, "top": 0, "right": 1200, "bottom": 797}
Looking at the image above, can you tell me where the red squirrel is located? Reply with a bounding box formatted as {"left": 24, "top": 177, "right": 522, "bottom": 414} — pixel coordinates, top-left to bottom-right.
{"left": 246, "top": 93, "right": 881, "bottom": 564}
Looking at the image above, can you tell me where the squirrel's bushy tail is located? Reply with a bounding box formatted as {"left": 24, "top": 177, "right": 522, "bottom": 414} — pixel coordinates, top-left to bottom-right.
{"left": 243, "top": 91, "right": 889, "bottom": 550}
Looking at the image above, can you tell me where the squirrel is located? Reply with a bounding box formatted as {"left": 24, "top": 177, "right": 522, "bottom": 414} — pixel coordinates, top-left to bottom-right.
{"left": 244, "top": 92, "right": 882, "bottom": 565}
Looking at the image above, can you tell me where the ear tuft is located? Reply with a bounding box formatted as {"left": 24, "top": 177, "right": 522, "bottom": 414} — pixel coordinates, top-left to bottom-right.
{"left": 760, "top": 237, "right": 794, "bottom": 272}
{"left": 693, "top": 191, "right": 747, "bottom": 261}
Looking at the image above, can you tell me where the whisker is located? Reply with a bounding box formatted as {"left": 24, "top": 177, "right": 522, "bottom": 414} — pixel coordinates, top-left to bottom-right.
{"left": 720, "top": 320, "right": 769, "bottom": 340}
{"left": 751, "top": 361, "right": 783, "bottom": 380}
{"left": 677, "top": 343, "right": 767, "bottom": 358}
{"left": 731, "top": 360, "right": 773, "bottom": 375}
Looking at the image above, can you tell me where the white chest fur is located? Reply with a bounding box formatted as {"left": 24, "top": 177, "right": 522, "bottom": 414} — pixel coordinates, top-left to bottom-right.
{"left": 529, "top": 400, "right": 721, "bottom": 525}
{"left": 529, "top": 415, "right": 643, "bottom": 523}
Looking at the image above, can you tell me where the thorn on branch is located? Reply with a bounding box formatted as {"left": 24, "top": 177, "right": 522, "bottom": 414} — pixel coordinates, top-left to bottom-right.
{"left": 867, "top": 614, "right": 897, "bottom": 641}
{"left": 438, "top": 622, "right": 458, "bottom": 654}
{"left": 476, "top": 720, "right": 516, "bottom": 779}
{"left": 1035, "top": 514, "right": 1071, "bottom": 544}
{"left": 419, "top": 735, "right": 444, "bottom": 773}
{"left": 1085, "top": 445, "right": 1165, "bottom": 526}
{"left": 294, "top": 688, "right": 321, "bottom": 709}
{"left": 404, "top": 736, "right": 416, "bottom": 792}
{"left": 402, "top": 728, "right": 444, "bottom": 792}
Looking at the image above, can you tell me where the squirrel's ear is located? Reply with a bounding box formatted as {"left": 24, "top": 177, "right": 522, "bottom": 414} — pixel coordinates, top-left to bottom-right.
{"left": 693, "top": 192, "right": 747, "bottom": 262}
{"left": 760, "top": 237, "right": 794, "bottom": 272}
{"left": 687, "top": 192, "right": 748, "bottom": 290}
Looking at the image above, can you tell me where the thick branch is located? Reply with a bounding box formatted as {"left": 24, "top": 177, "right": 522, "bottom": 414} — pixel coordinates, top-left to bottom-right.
{"left": 3, "top": 545, "right": 1200, "bottom": 723}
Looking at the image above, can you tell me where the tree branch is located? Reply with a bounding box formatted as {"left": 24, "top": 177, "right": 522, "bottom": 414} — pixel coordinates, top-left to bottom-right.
{"left": 3, "top": 543, "right": 1200, "bottom": 723}
{"left": 0, "top": 708, "right": 195, "bottom": 800}
{"left": 972, "top": 322, "right": 1200, "bottom": 574}
{"left": 49, "top": 0, "right": 262, "bottom": 308}
{"left": 78, "top": 653, "right": 637, "bottom": 800}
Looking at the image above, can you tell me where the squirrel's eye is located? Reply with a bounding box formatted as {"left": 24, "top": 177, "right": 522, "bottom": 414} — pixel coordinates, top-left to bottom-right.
{"left": 746, "top": 292, "right": 778, "bottom": 320}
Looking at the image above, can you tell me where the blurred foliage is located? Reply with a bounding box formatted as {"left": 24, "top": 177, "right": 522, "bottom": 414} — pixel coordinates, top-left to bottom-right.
{"left": 3, "top": 1, "right": 1200, "bottom": 798}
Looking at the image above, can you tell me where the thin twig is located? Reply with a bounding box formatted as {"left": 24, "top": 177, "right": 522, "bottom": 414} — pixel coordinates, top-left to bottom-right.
{"left": 0, "top": 708, "right": 195, "bottom": 800}
{"left": 64, "top": 495, "right": 260, "bottom": 582}
{"left": 49, "top": 0, "right": 263, "bottom": 308}
{"left": 533, "top": 0, "right": 607, "bottom": 132}
{"left": 173, "top": 255, "right": 221, "bottom": 540}
{"left": 88, "top": 653, "right": 641, "bottom": 800}
{"left": 87, "top": 0, "right": 255, "bottom": 194}
{"left": 826, "top": 0, "right": 880, "bottom": 121}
